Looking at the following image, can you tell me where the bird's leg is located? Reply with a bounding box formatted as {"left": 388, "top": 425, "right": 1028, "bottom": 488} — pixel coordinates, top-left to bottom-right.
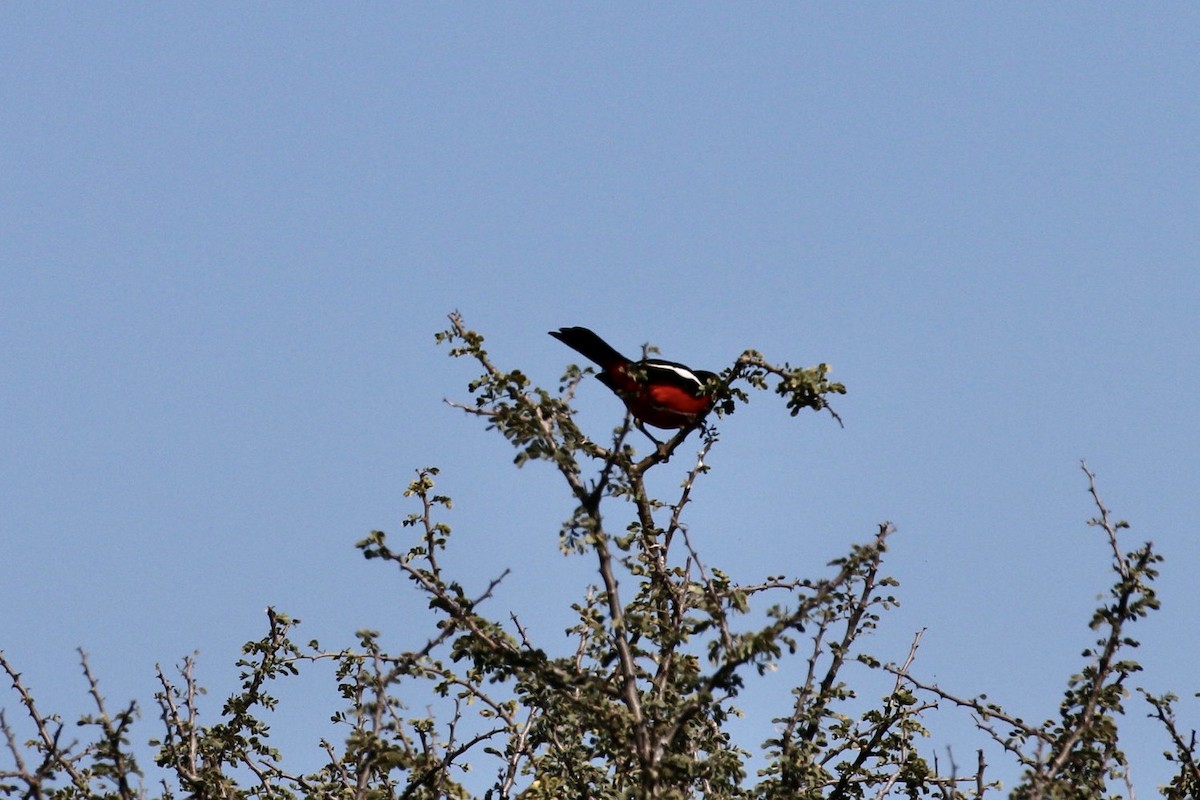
{"left": 635, "top": 420, "right": 670, "bottom": 459}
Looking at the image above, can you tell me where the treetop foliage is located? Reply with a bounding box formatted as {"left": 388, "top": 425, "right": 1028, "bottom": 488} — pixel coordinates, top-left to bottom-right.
{"left": 2, "top": 313, "right": 1196, "bottom": 799}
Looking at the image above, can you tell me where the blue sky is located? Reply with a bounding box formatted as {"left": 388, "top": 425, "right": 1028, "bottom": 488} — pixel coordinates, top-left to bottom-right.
{"left": 2, "top": 5, "right": 1197, "bottom": 794}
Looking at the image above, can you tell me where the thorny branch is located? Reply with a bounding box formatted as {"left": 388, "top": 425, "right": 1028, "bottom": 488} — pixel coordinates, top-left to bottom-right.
{"left": 1, "top": 649, "right": 89, "bottom": 795}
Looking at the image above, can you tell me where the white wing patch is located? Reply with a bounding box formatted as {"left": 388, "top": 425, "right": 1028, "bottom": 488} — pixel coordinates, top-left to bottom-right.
{"left": 645, "top": 362, "right": 704, "bottom": 390}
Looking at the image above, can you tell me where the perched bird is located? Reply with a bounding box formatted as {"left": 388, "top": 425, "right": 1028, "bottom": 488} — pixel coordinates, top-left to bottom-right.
{"left": 549, "top": 326, "right": 718, "bottom": 444}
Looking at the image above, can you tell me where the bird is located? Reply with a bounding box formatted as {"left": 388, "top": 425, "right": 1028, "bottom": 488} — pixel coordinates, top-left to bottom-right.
{"left": 549, "top": 326, "right": 718, "bottom": 445}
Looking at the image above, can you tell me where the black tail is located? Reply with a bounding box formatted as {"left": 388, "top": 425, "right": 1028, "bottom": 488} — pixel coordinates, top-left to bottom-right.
{"left": 548, "top": 327, "right": 628, "bottom": 369}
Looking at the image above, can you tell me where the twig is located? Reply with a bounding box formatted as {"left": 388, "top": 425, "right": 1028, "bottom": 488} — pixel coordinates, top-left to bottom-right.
{"left": 1082, "top": 460, "right": 1129, "bottom": 578}
{"left": 0, "top": 649, "right": 88, "bottom": 790}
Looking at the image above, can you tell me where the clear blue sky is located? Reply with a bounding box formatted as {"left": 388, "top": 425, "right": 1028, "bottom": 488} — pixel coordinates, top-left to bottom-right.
{"left": 3, "top": 5, "right": 1197, "bottom": 794}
